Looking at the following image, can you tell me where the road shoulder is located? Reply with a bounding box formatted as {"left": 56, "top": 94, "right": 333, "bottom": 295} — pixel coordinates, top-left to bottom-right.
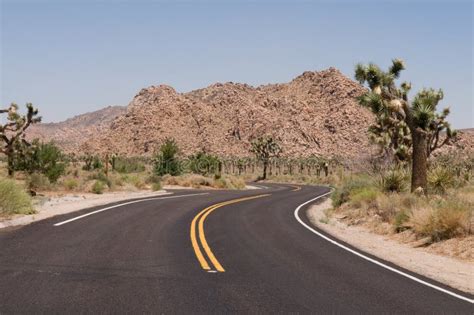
{"left": 307, "top": 198, "right": 474, "bottom": 295}
{"left": 0, "top": 190, "right": 170, "bottom": 229}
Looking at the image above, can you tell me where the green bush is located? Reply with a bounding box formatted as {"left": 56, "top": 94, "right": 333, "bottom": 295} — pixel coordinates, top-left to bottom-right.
{"left": 0, "top": 178, "right": 35, "bottom": 215}
{"left": 12, "top": 140, "right": 67, "bottom": 183}
{"left": 153, "top": 138, "right": 181, "bottom": 176}
{"left": 188, "top": 152, "right": 220, "bottom": 176}
{"left": 91, "top": 180, "right": 105, "bottom": 194}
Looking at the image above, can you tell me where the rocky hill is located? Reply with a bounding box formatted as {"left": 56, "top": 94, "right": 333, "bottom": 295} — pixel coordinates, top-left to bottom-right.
{"left": 77, "top": 68, "right": 376, "bottom": 158}
{"left": 27, "top": 68, "right": 473, "bottom": 160}
{"left": 27, "top": 106, "right": 126, "bottom": 152}
{"left": 438, "top": 128, "right": 474, "bottom": 156}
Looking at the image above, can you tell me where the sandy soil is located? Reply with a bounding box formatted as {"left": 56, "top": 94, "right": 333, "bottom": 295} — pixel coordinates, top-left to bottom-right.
{"left": 0, "top": 190, "right": 170, "bottom": 229}
{"left": 307, "top": 199, "right": 474, "bottom": 294}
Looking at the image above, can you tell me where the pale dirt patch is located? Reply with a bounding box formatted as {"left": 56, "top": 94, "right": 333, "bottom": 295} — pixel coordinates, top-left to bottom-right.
{"left": 307, "top": 199, "right": 474, "bottom": 294}
{"left": 0, "top": 190, "right": 170, "bottom": 229}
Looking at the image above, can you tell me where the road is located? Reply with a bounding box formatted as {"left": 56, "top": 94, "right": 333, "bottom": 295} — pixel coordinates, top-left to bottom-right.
{"left": 0, "top": 184, "right": 472, "bottom": 313}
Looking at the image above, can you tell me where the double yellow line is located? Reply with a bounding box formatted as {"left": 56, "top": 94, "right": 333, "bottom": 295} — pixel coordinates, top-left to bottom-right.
{"left": 190, "top": 194, "right": 270, "bottom": 272}
{"left": 290, "top": 185, "right": 301, "bottom": 191}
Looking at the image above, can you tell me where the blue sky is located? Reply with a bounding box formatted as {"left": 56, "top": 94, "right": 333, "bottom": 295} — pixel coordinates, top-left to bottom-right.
{"left": 1, "top": 0, "right": 472, "bottom": 128}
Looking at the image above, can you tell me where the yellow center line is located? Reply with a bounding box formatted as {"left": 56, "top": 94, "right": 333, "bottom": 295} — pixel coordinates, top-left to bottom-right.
{"left": 190, "top": 194, "right": 270, "bottom": 272}
{"left": 190, "top": 201, "right": 228, "bottom": 270}
{"left": 290, "top": 185, "right": 301, "bottom": 191}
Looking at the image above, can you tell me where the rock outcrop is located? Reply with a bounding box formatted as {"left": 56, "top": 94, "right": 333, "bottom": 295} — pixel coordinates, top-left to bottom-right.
{"left": 80, "top": 68, "right": 376, "bottom": 158}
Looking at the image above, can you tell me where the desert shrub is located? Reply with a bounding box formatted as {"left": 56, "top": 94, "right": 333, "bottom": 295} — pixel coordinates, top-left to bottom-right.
{"left": 332, "top": 174, "right": 374, "bottom": 207}
{"left": 373, "top": 193, "right": 400, "bottom": 222}
{"left": 428, "top": 166, "right": 455, "bottom": 194}
{"left": 27, "top": 173, "right": 51, "bottom": 191}
{"left": 380, "top": 169, "right": 408, "bottom": 193}
{"left": 153, "top": 138, "right": 181, "bottom": 176}
{"left": 110, "top": 175, "right": 124, "bottom": 187}
{"left": 121, "top": 174, "right": 146, "bottom": 189}
{"left": 160, "top": 174, "right": 178, "bottom": 186}
{"left": 88, "top": 171, "right": 112, "bottom": 187}
{"left": 189, "top": 174, "right": 213, "bottom": 188}
{"left": 394, "top": 209, "right": 410, "bottom": 232}
{"left": 410, "top": 198, "right": 471, "bottom": 242}
{"left": 225, "top": 175, "right": 246, "bottom": 189}
{"left": 213, "top": 175, "right": 246, "bottom": 190}
{"left": 0, "top": 178, "right": 35, "bottom": 215}
{"left": 91, "top": 180, "right": 105, "bottom": 194}
{"left": 349, "top": 187, "right": 380, "bottom": 208}
{"left": 63, "top": 178, "right": 79, "bottom": 191}
{"left": 151, "top": 182, "right": 162, "bottom": 191}
{"left": 113, "top": 157, "right": 146, "bottom": 173}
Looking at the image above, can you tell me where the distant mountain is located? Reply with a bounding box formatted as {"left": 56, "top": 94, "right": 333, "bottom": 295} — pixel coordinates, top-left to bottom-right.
{"left": 27, "top": 106, "right": 127, "bottom": 152}
{"left": 80, "top": 68, "right": 376, "bottom": 158}
{"left": 27, "top": 69, "right": 472, "bottom": 159}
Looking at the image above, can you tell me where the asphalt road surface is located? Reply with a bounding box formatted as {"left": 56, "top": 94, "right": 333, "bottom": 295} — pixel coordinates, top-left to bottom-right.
{"left": 0, "top": 184, "right": 472, "bottom": 313}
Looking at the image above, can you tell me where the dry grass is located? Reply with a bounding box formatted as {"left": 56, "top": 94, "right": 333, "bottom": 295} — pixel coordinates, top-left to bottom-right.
{"left": 330, "top": 170, "right": 474, "bottom": 244}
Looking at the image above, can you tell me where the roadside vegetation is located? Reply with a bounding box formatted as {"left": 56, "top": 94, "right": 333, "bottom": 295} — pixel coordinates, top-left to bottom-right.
{"left": 1, "top": 58, "right": 472, "bottom": 253}
{"left": 329, "top": 154, "right": 473, "bottom": 245}
{"left": 0, "top": 178, "right": 35, "bottom": 216}
{"left": 323, "top": 59, "right": 473, "bottom": 251}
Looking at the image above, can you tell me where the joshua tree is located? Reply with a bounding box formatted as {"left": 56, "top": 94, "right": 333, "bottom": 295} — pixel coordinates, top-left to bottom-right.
{"left": 355, "top": 59, "right": 456, "bottom": 192}
{"left": 250, "top": 136, "right": 282, "bottom": 180}
{"left": 0, "top": 103, "right": 41, "bottom": 176}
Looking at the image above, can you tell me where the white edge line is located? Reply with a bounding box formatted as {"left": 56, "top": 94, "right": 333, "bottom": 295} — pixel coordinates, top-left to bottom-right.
{"left": 294, "top": 190, "right": 474, "bottom": 304}
{"left": 53, "top": 193, "right": 210, "bottom": 226}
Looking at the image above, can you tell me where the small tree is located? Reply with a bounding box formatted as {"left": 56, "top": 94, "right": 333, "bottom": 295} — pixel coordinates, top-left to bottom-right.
{"left": 0, "top": 103, "right": 41, "bottom": 176}
{"left": 250, "top": 136, "right": 282, "bottom": 180}
{"left": 11, "top": 140, "right": 67, "bottom": 183}
{"left": 154, "top": 138, "right": 181, "bottom": 176}
{"left": 355, "top": 59, "right": 456, "bottom": 193}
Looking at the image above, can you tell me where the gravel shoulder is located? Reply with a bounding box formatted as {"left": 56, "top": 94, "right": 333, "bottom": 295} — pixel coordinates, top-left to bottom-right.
{"left": 0, "top": 190, "right": 170, "bottom": 229}
{"left": 307, "top": 198, "right": 474, "bottom": 294}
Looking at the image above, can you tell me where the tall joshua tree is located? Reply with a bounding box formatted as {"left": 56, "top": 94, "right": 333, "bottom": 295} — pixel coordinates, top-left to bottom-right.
{"left": 250, "top": 136, "right": 282, "bottom": 180}
{"left": 0, "top": 103, "right": 41, "bottom": 176}
{"left": 355, "top": 59, "right": 456, "bottom": 193}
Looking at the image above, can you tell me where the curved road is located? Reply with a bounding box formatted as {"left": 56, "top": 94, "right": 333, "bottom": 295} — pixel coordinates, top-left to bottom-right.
{"left": 0, "top": 184, "right": 472, "bottom": 313}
